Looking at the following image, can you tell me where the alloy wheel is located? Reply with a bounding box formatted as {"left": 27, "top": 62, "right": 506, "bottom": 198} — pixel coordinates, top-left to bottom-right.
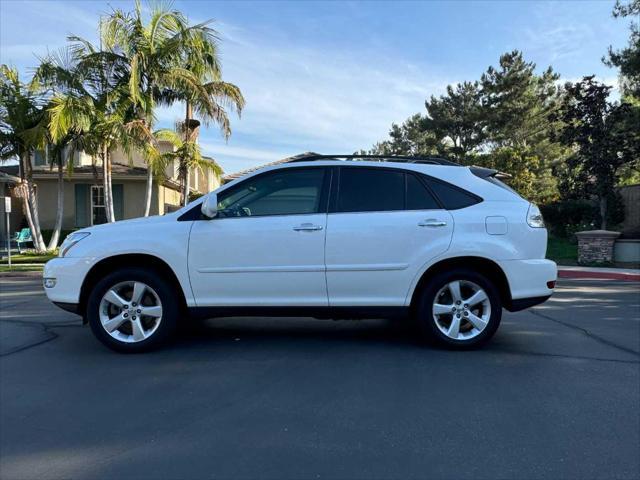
{"left": 432, "top": 280, "right": 491, "bottom": 341}
{"left": 98, "top": 281, "right": 163, "bottom": 343}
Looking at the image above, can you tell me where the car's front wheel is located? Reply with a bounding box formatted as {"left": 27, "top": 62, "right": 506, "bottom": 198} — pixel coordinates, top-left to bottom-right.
{"left": 415, "top": 268, "right": 502, "bottom": 349}
{"left": 86, "top": 268, "right": 179, "bottom": 352}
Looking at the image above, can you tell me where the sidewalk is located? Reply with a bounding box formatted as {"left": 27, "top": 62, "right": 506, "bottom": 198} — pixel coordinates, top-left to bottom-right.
{"left": 558, "top": 265, "right": 640, "bottom": 282}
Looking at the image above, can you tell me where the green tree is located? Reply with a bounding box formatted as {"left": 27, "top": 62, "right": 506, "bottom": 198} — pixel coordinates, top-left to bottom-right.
{"left": 604, "top": 0, "right": 640, "bottom": 98}
{"left": 424, "top": 81, "right": 486, "bottom": 162}
{"left": 481, "top": 51, "right": 560, "bottom": 148}
{"left": 42, "top": 34, "right": 158, "bottom": 223}
{"left": 154, "top": 124, "right": 223, "bottom": 191}
{"left": 174, "top": 33, "right": 244, "bottom": 205}
{"left": 0, "top": 65, "right": 47, "bottom": 252}
{"left": 558, "top": 76, "right": 638, "bottom": 229}
{"left": 479, "top": 50, "right": 566, "bottom": 200}
{"left": 101, "top": 0, "right": 243, "bottom": 211}
{"left": 368, "top": 114, "right": 438, "bottom": 156}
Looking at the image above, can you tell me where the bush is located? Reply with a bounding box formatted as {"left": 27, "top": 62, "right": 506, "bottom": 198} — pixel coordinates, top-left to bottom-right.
{"left": 540, "top": 199, "right": 598, "bottom": 238}
{"left": 541, "top": 191, "right": 626, "bottom": 238}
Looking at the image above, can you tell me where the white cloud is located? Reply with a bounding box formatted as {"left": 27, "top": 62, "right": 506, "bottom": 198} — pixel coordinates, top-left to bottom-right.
{"left": 153, "top": 24, "right": 454, "bottom": 173}
{"left": 199, "top": 27, "right": 453, "bottom": 171}
{"left": 198, "top": 142, "right": 294, "bottom": 170}
{"left": 0, "top": 3, "right": 456, "bottom": 174}
{"left": 128, "top": 20, "right": 456, "bottom": 173}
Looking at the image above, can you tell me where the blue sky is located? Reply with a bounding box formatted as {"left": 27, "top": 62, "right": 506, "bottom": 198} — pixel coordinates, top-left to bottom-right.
{"left": 0, "top": 0, "right": 629, "bottom": 174}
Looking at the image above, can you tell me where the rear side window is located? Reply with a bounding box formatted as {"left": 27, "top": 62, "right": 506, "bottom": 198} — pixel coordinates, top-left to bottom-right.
{"left": 337, "top": 168, "right": 405, "bottom": 212}
{"left": 335, "top": 168, "right": 441, "bottom": 213}
{"left": 406, "top": 174, "right": 440, "bottom": 210}
{"left": 424, "top": 177, "right": 481, "bottom": 210}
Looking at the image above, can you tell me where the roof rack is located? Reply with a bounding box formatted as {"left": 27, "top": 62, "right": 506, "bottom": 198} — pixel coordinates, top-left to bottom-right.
{"left": 287, "top": 153, "right": 460, "bottom": 166}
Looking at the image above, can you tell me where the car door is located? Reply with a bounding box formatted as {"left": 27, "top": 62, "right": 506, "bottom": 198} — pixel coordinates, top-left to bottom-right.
{"left": 325, "top": 166, "right": 454, "bottom": 306}
{"left": 188, "top": 166, "right": 330, "bottom": 306}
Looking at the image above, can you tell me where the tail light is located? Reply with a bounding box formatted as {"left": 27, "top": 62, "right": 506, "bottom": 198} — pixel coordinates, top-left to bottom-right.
{"left": 527, "top": 203, "right": 545, "bottom": 228}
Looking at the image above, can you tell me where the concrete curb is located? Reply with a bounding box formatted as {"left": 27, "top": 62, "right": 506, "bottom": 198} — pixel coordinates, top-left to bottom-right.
{"left": 558, "top": 266, "right": 640, "bottom": 282}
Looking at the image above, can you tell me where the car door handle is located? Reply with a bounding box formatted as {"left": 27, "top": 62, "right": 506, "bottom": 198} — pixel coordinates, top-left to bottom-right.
{"left": 418, "top": 219, "right": 447, "bottom": 227}
{"left": 293, "top": 223, "right": 324, "bottom": 231}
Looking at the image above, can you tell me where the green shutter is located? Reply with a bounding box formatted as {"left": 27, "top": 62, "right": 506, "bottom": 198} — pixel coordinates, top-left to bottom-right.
{"left": 113, "top": 184, "right": 124, "bottom": 220}
{"left": 75, "top": 184, "right": 89, "bottom": 227}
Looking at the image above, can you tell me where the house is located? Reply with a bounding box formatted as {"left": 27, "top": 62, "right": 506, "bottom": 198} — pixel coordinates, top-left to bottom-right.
{"left": 0, "top": 142, "right": 221, "bottom": 231}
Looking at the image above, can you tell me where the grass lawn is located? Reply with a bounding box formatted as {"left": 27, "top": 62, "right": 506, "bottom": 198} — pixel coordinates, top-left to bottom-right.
{"left": 0, "top": 252, "right": 54, "bottom": 273}
{"left": 1, "top": 252, "right": 57, "bottom": 264}
{"left": 546, "top": 236, "right": 578, "bottom": 265}
{"left": 0, "top": 264, "right": 44, "bottom": 273}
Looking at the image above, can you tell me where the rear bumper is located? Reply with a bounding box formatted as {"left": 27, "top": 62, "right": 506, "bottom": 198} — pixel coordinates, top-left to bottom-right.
{"left": 506, "top": 295, "right": 551, "bottom": 312}
{"left": 497, "top": 258, "right": 557, "bottom": 308}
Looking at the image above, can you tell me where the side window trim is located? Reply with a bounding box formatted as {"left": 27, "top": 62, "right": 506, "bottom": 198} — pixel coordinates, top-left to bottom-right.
{"left": 412, "top": 172, "right": 446, "bottom": 210}
{"left": 406, "top": 171, "right": 444, "bottom": 211}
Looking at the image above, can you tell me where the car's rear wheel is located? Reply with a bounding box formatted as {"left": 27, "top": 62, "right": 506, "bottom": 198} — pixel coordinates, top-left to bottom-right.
{"left": 86, "top": 268, "right": 178, "bottom": 352}
{"left": 415, "top": 268, "right": 502, "bottom": 349}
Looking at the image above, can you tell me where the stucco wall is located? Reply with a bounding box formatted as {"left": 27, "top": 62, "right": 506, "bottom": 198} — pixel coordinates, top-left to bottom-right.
{"left": 35, "top": 178, "right": 77, "bottom": 229}
{"left": 34, "top": 178, "right": 167, "bottom": 230}
{"left": 158, "top": 184, "right": 181, "bottom": 214}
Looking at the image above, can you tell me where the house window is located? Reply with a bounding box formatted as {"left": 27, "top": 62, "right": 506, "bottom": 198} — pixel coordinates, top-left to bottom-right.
{"left": 91, "top": 185, "right": 108, "bottom": 225}
{"left": 33, "top": 148, "right": 48, "bottom": 167}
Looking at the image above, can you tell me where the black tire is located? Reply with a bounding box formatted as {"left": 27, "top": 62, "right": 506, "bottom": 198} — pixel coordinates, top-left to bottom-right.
{"left": 86, "top": 267, "right": 179, "bottom": 353}
{"left": 414, "top": 268, "right": 502, "bottom": 349}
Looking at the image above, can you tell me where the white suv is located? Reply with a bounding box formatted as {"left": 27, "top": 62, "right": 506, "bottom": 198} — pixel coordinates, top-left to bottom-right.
{"left": 44, "top": 154, "right": 557, "bottom": 352}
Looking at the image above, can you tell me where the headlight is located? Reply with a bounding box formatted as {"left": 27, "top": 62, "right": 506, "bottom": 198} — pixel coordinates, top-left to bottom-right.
{"left": 527, "top": 203, "right": 545, "bottom": 228}
{"left": 59, "top": 232, "right": 91, "bottom": 257}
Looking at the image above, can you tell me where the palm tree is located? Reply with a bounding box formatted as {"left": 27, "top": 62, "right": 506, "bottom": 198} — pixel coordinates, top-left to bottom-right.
{"left": 0, "top": 65, "right": 47, "bottom": 252}
{"left": 41, "top": 37, "right": 148, "bottom": 224}
{"left": 101, "top": 0, "right": 244, "bottom": 208}
{"left": 31, "top": 52, "right": 87, "bottom": 249}
{"left": 21, "top": 110, "right": 75, "bottom": 251}
{"left": 155, "top": 124, "right": 223, "bottom": 198}
{"left": 176, "top": 39, "right": 244, "bottom": 205}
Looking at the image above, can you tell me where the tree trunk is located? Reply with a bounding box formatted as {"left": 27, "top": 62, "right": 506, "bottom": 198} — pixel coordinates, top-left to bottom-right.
{"left": 107, "top": 151, "right": 115, "bottom": 222}
{"left": 182, "top": 168, "right": 190, "bottom": 206}
{"left": 47, "top": 152, "right": 65, "bottom": 251}
{"left": 21, "top": 151, "right": 46, "bottom": 252}
{"left": 599, "top": 194, "right": 607, "bottom": 230}
{"left": 180, "top": 101, "right": 193, "bottom": 206}
{"left": 102, "top": 145, "right": 115, "bottom": 223}
{"left": 144, "top": 166, "right": 153, "bottom": 216}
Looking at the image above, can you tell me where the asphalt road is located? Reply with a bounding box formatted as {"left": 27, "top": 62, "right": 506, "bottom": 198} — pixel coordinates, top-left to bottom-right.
{"left": 1, "top": 273, "right": 639, "bottom": 480}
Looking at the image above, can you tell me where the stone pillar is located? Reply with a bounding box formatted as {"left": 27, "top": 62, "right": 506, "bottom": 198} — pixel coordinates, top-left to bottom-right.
{"left": 575, "top": 230, "right": 621, "bottom": 265}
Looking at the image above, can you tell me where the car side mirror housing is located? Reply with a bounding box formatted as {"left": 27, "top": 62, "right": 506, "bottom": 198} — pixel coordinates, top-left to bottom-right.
{"left": 201, "top": 193, "right": 218, "bottom": 219}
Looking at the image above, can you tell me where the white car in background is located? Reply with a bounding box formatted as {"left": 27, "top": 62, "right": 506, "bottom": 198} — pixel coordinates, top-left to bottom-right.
{"left": 44, "top": 154, "right": 557, "bottom": 352}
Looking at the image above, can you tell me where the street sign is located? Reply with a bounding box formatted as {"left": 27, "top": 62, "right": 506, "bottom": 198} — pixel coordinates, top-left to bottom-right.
{"left": 1, "top": 196, "right": 10, "bottom": 213}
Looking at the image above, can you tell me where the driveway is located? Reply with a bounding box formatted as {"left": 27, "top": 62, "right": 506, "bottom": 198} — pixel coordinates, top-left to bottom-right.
{"left": 1, "top": 273, "right": 639, "bottom": 479}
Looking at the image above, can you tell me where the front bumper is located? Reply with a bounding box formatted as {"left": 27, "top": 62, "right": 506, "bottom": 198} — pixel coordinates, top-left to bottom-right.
{"left": 43, "top": 257, "right": 94, "bottom": 306}
{"left": 497, "top": 258, "right": 557, "bottom": 309}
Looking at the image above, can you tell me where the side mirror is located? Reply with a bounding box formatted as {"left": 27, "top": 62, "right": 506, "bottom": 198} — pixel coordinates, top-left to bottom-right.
{"left": 201, "top": 193, "right": 218, "bottom": 219}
